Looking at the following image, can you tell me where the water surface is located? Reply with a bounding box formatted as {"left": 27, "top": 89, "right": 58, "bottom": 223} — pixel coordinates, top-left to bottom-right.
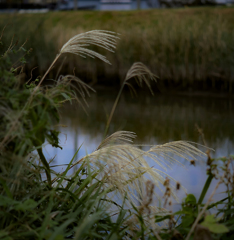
{"left": 44, "top": 91, "right": 234, "bottom": 207}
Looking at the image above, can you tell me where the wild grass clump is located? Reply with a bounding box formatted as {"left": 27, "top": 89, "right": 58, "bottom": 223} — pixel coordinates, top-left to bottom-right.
{"left": 0, "top": 28, "right": 233, "bottom": 239}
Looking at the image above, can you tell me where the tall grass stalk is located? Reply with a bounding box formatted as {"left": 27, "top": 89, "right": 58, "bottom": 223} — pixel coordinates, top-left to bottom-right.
{"left": 36, "top": 30, "right": 119, "bottom": 89}
{"left": 105, "top": 62, "right": 158, "bottom": 135}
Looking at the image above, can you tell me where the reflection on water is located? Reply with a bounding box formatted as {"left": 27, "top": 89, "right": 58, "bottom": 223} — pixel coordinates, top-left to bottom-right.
{"left": 44, "top": 91, "right": 234, "bottom": 207}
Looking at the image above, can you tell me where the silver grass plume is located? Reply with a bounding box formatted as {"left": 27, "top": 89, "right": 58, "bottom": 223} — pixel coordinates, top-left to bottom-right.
{"left": 60, "top": 30, "right": 119, "bottom": 64}
{"left": 37, "top": 30, "right": 119, "bottom": 89}
{"left": 106, "top": 63, "right": 158, "bottom": 134}
{"left": 125, "top": 62, "right": 158, "bottom": 95}
{"left": 55, "top": 75, "right": 95, "bottom": 109}
{"left": 97, "top": 131, "right": 137, "bottom": 150}
{"left": 78, "top": 131, "right": 210, "bottom": 208}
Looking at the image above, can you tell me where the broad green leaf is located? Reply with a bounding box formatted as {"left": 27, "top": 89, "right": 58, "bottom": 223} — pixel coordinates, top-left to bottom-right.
{"left": 185, "top": 194, "right": 196, "bottom": 205}
{"left": 201, "top": 215, "right": 229, "bottom": 234}
{"left": 201, "top": 222, "right": 229, "bottom": 234}
{"left": 181, "top": 215, "right": 194, "bottom": 227}
{"left": 203, "top": 214, "right": 216, "bottom": 223}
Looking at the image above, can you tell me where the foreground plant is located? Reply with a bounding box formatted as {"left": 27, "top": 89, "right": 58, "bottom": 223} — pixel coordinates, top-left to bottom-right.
{"left": 37, "top": 30, "right": 119, "bottom": 89}
{"left": 105, "top": 62, "right": 158, "bottom": 135}
{"left": 69, "top": 131, "right": 206, "bottom": 207}
{"left": 147, "top": 155, "right": 234, "bottom": 240}
{"left": 0, "top": 30, "right": 129, "bottom": 239}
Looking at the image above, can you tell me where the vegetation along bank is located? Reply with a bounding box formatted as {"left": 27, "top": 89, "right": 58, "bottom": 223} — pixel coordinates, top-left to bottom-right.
{"left": 1, "top": 7, "right": 234, "bottom": 94}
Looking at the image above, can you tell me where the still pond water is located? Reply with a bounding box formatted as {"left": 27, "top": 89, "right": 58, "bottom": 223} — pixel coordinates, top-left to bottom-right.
{"left": 44, "top": 91, "right": 234, "bottom": 206}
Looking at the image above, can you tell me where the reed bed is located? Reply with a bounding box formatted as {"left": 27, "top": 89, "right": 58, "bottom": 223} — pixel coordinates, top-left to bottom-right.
{"left": 1, "top": 7, "right": 234, "bottom": 93}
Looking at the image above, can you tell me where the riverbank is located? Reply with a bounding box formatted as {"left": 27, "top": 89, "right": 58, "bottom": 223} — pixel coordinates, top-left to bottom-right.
{"left": 1, "top": 7, "right": 234, "bottom": 94}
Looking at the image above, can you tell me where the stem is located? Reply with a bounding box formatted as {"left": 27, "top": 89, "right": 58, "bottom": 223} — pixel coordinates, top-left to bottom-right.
{"left": 37, "top": 147, "right": 52, "bottom": 187}
{"left": 36, "top": 53, "right": 61, "bottom": 90}
{"left": 105, "top": 81, "right": 125, "bottom": 136}
{"left": 185, "top": 167, "right": 228, "bottom": 240}
{"left": 198, "top": 173, "right": 213, "bottom": 205}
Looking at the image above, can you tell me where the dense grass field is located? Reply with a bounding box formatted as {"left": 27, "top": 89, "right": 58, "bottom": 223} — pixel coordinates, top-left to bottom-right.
{"left": 1, "top": 7, "right": 234, "bottom": 93}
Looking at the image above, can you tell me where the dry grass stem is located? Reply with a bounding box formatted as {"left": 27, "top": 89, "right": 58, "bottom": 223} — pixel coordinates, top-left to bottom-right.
{"left": 105, "top": 62, "right": 157, "bottom": 135}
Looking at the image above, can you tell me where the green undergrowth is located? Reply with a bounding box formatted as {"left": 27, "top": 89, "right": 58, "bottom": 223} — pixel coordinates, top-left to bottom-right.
{"left": 0, "top": 29, "right": 234, "bottom": 240}
{"left": 0, "top": 34, "right": 131, "bottom": 239}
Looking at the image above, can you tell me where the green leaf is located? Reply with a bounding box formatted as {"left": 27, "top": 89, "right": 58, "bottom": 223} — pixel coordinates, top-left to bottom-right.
{"left": 201, "top": 215, "right": 229, "bottom": 234}
{"left": 15, "top": 199, "right": 37, "bottom": 211}
{"left": 198, "top": 174, "right": 213, "bottom": 205}
{"left": 174, "top": 210, "right": 186, "bottom": 215}
{"left": 0, "top": 195, "right": 17, "bottom": 207}
{"left": 181, "top": 215, "right": 194, "bottom": 227}
{"left": 54, "top": 235, "right": 64, "bottom": 240}
{"left": 61, "top": 93, "right": 72, "bottom": 103}
{"left": 0, "top": 230, "right": 10, "bottom": 238}
{"left": 185, "top": 194, "right": 196, "bottom": 205}
{"left": 182, "top": 207, "right": 196, "bottom": 214}
{"left": 155, "top": 214, "right": 172, "bottom": 223}
{"left": 204, "top": 214, "right": 216, "bottom": 223}
{"left": 20, "top": 57, "right": 27, "bottom": 64}
{"left": 201, "top": 222, "right": 229, "bottom": 234}
{"left": 0, "top": 179, "right": 13, "bottom": 199}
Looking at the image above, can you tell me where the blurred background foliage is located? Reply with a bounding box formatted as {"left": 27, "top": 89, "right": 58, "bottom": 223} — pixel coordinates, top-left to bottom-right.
{"left": 1, "top": 7, "right": 234, "bottom": 93}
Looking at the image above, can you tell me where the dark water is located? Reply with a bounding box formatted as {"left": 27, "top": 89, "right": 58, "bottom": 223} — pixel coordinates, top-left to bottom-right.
{"left": 44, "top": 91, "right": 234, "bottom": 207}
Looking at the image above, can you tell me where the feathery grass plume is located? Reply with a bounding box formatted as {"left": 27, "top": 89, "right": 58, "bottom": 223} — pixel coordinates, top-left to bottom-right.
{"left": 60, "top": 30, "right": 119, "bottom": 64}
{"left": 125, "top": 62, "right": 158, "bottom": 95}
{"left": 54, "top": 74, "right": 95, "bottom": 109}
{"left": 105, "top": 62, "right": 158, "bottom": 135}
{"left": 97, "top": 131, "right": 137, "bottom": 150}
{"left": 37, "top": 30, "right": 119, "bottom": 89}
{"left": 74, "top": 131, "right": 208, "bottom": 208}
